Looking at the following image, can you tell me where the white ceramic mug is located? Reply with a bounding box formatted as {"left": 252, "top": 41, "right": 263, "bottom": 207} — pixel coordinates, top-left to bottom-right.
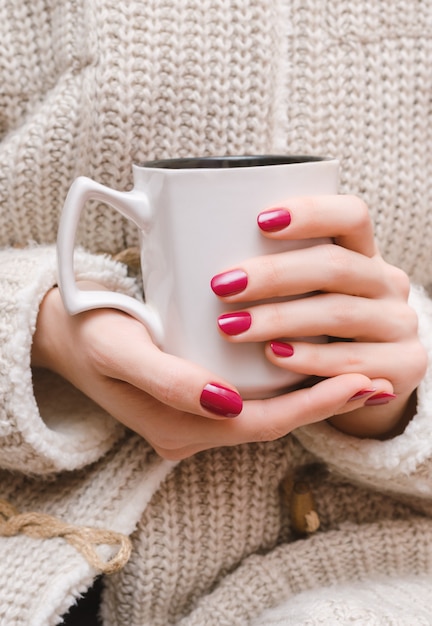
{"left": 57, "top": 155, "right": 339, "bottom": 399}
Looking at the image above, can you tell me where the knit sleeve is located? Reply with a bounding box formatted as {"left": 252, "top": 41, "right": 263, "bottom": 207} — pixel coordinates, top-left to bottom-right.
{"left": 0, "top": 244, "right": 141, "bottom": 475}
{"left": 293, "top": 284, "right": 432, "bottom": 500}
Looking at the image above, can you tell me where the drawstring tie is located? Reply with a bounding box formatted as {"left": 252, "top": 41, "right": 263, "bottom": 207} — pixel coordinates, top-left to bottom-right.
{"left": 0, "top": 498, "right": 131, "bottom": 574}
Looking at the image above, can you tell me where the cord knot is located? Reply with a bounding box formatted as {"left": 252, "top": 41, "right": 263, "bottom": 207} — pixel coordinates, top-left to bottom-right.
{"left": 0, "top": 498, "right": 132, "bottom": 575}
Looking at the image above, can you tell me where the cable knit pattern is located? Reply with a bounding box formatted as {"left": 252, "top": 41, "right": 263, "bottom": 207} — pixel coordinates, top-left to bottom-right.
{"left": 1, "top": 1, "right": 432, "bottom": 625}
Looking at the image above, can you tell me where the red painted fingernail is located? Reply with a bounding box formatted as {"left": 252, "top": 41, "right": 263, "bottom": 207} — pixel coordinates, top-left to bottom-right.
{"left": 270, "top": 341, "right": 294, "bottom": 357}
{"left": 200, "top": 383, "right": 243, "bottom": 417}
{"left": 217, "top": 311, "right": 252, "bottom": 336}
{"left": 257, "top": 208, "right": 291, "bottom": 232}
{"left": 364, "top": 392, "right": 397, "bottom": 406}
{"left": 348, "top": 389, "right": 377, "bottom": 402}
{"left": 211, "top": 269, "right": 248, "bottom": 297}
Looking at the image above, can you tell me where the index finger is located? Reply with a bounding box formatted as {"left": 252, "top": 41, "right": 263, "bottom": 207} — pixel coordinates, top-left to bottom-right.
{"left": 258, "top": 195, "right": 378, "bottom": 258}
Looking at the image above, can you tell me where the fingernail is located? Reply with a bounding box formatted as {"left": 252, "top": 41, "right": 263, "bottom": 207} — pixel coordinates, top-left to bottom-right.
{"left": 200, "top": 383, "right": 243, "bottom": 417}
{"left": 211, "top": 269, "right": 248, "bottom": 297}
{"left": 217, "top": 311, "right": 252, "bottom": 336}
{"left": 364, "top": 392, "right": 397, "bottom": 406}
{"left": 257, "top": 208, "right": 291, "bottom": 232}
{"left": 270, "top": 341, "right": 294, "bottom": 357}
{"left": 348, "top": 389, "right": 377, "bottom": 402}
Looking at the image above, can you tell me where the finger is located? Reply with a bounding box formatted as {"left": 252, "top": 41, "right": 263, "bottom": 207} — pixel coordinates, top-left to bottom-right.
{"left": 257, "top": 194, "right": 378, "bottom": 257}
{"left": 103, "top": 365, "right": 389, "bottom": 461}
{"left": 329, "top": 383, "right": 413, "bottom": 440}
{"left": 265, "top": 339, "right": 422, "bottom": 393}
{"left": 217, "top": 294, "right": 418, "bottom": 343}
{"left": 212, "top": 221, "right": 411, "bottom": 305}
{"left": 81, "top": 309, "right": 243, "bottom": 420}
{"left": 159, "top": 373, "right": 375, "bottom": 454}
{"left": 117, "top": 342, "right": 244, "bottom": 420}
{"left": 211, "top": 246, "right": 405, "bottom": 303}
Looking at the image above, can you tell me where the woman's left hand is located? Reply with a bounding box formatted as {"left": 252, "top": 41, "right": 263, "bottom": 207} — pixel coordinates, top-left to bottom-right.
{"left": 211, "top": 194, "right": 428, "bottom": 439}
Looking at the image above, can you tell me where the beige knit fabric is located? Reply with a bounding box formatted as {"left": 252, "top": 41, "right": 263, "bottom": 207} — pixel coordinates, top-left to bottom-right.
{"left": 0, "top": 0, "right": 286, "bottom": 254}
{"left": 250, "top": 575, "right": 432, "bottom": 625}
{"left": 101, "top": 443, "right": 432, "bottom": 626}
{"left": 282, "top": 0, "right": 432, "bottom": 285}
{"left": 0, "top": 246, "right": 135, "bottom": 474}
{"left": 2, "top": 1, "right": 432, "bottom": 283}
{"left": 1, "top": 1, "right": 432, "bottom": 625}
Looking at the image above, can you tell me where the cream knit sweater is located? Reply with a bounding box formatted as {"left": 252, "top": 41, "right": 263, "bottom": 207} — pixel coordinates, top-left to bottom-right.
{"left": 1, "top": 1, "right": 432, "bottom": 624}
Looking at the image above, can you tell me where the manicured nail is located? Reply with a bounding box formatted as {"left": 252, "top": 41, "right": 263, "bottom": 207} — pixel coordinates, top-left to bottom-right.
{"left": 364, "top": 392, "right": 397, "bottom": 406}
{"left": 200, "top": 383, "right": 243, "bottom": 417}
{"left": 257, "top": 208, "right": 291, "bottom": 232}
{"left": 211, "top": 269, "right": 248, "bottom": 297}
{"left": 348, "top": 389, "right": 377, "bottom": 402}
{"left": 217, "top": 311, "right": 252, "bottom": 336}
{"left": 270, "top": 341, "right": 294, "bottom": 357}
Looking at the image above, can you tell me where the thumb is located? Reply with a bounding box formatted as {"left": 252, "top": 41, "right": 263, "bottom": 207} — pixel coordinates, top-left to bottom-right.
{"left": 236, "top": 373, "right": 374, "bottom": 443}
{"left": 100, "top": 317, "right": 243, "bottom": 419}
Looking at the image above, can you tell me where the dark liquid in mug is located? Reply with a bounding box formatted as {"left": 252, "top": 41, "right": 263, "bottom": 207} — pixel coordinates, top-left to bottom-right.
{"left": 142, "top": 155, "right": 329, "bottom": 170}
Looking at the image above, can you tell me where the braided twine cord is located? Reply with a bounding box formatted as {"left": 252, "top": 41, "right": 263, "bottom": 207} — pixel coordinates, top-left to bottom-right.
{"left": 0, "top": 498, "right": 132, "bottom": 575}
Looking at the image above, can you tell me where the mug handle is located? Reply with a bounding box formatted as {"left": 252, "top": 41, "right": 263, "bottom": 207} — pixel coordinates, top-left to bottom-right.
{"left": 57, "top": 176, "right": 164, "bottom": 344}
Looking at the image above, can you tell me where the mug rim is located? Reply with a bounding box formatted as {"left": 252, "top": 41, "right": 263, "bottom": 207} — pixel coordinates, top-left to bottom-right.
{"left": 138, "top": 154, "right": 334, "bottom": 170}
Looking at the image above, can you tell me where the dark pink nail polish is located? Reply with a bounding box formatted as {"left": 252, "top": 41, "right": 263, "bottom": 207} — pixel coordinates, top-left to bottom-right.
{"left": 257, "top": 208, "right": 291, "bottom": 232}
{"left": 217, "top": 311, "right": 252, "bottom": 336}
{"left": 348, "top": 389, "right": 377, "bottom": 402}
{"left": 270, "top": 341, "right": 294, "bottom": 357}
{"left": 364, "top": 392, "right": 397, "bottom": 406}
{"left": 211, "top": 269, "right": 248, "bottom": 297}
{"left": 200, "top": 383, "right": 243, "bottom": 417}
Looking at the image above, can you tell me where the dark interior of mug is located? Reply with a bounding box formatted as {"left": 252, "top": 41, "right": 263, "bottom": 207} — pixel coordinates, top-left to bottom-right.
{"left": 142, "top": 155, "right": 328, "bottom": 169}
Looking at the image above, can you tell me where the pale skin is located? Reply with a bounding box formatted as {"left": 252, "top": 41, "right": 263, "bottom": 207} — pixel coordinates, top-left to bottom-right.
{"left": 31, "top": 195, "right": 427, "bottom": 459}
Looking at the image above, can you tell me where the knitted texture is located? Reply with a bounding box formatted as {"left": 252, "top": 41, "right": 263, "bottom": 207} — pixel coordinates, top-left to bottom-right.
{"left": 281, "top": 0, "right": 432, "bottom": 285}
{"left": 1, "top": 1, "right": 432, "bottom": 625}
{"left": 181, "top": 521, "right": 432, "bottom": 626}
{"left": 0, "top": 246, "right": 139, "bottom": 474}
{"left": 0, "top": 434, "right": 173, "bottom": 625}
{"left": 250, "top": 575, "right": 432, "bottom": 626}
{"left": 295, "top": 285, "right": 432, "bottom": 500}
{"left": 101, "top": 440, "right": 308, "bottom": 626}
{"left": 2, "top": 1, "right": 432, "bottom": 284}
{"left": 0, "top": 0, "right": 286, "bottom": 255}
{"left": 101, "top": 442, "right": 429, "bottom": 626}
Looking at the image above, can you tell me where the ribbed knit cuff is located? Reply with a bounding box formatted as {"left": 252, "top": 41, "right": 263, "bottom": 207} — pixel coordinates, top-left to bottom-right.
{"left": 0, "top": 244, "right": 141, "bottom": 474}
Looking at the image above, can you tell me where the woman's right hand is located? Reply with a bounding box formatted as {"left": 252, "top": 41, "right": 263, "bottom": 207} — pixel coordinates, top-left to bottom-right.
{"left": 31, "top": 282, "right": 373, "bottom": 460}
